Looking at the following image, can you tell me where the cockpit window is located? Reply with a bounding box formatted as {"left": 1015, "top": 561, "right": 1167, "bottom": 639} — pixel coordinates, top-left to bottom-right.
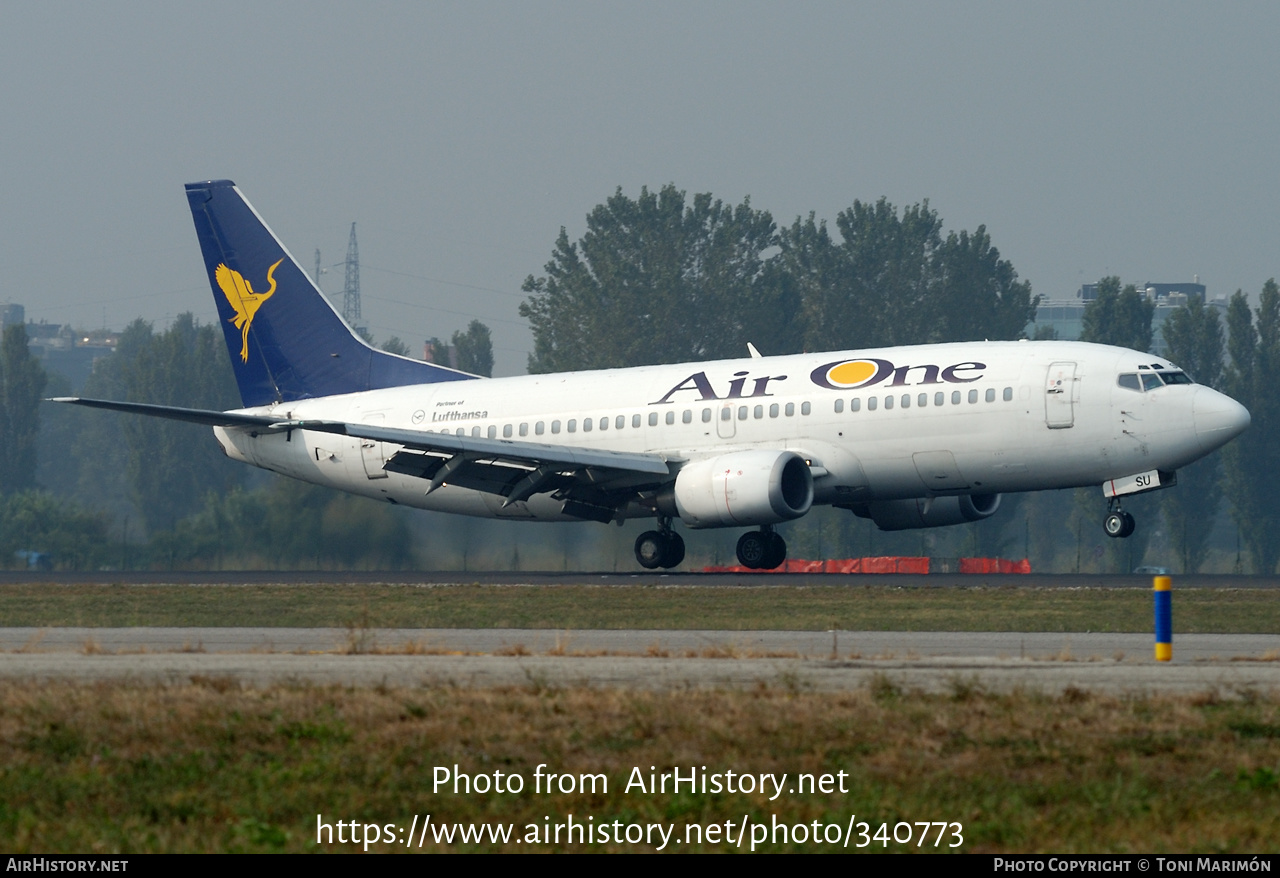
{"left": 1119, "top": 369, "right": 1194, "bottom": 391}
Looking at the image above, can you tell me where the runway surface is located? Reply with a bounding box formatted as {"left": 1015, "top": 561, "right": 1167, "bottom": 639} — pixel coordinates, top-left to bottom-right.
{"left": 3, "top": 628, "right": 1278, "bottom": 695}
{"left": 2, "top": 570, "right": 1278, "bottom": 588}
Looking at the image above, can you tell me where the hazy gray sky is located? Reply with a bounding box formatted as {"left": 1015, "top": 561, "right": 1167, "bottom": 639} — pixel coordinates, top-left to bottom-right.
{"left": 2, "top": 1, "right": 1276, "bottom": 375}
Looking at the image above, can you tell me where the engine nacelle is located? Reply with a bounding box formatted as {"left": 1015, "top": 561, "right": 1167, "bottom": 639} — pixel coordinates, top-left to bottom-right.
{"left": 665, "top": 450, "right": 814, "bottom": 528}
{"left": 854, "top": 493, "right": 1002, "bottom": 531}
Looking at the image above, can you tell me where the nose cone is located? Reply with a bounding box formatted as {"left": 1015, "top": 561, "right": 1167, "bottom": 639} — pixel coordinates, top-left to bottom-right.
{"left": 1193, "top": 388, "right": 1251, "bottom": 453}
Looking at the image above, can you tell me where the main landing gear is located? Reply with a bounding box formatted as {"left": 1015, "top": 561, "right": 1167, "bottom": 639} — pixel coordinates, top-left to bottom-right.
{"left": 635, "top": 518, "right": 685, "bottom": 569}
{"left": 736, "top": 526, "right": 787, "bottom": 570}
{"left": 1103, "top": 498, "right": 1136, "bottom": 539}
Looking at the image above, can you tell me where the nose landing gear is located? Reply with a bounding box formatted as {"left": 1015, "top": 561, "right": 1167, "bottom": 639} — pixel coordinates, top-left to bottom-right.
{"left": 736, "top": 526, "right": 787, "bottom": 570}
{"left": 1103, "top": 499, "right": 1136, "bottom": 539}
{"left": 634, "top": 518, "right": 686, "bottom": 569}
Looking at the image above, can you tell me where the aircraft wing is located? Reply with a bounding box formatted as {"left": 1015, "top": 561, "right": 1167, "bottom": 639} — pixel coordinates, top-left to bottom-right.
{"left": 298, "top": 420, "right": 672, "bottom": 518}
{"left": 51, "top": 397, "right": 673, "bottom": 519}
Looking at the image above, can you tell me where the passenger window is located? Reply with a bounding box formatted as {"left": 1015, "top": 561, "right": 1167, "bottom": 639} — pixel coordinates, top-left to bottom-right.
{"left": 754, "top": 405, "right": 763, "bottom": 419}
{"left": 985, "top": 388, "right": 995, "bottom": 403}
{"left": 551, "top": 420, "right": 561, "bottom": 434}
{"left": 485, "top": 425, "right": 495, "bottom": 439}
{"left": 567, "top": 419, "right": 577, "bottom": 433}
{"left": 786, "top": 402, "right": 796, "bottom": 416}
{"left": 769, "top": 403, "right": 779, "bottom": 418}
{"left": 633, "top": 414, "right": 642, "bottom": 428}
{"left": 867, "top": 397, "right": 877, "bottom": 411}
{"left": 649, "top": 412, "right": 658, "bottom": 427}
{"left": 918, "top": 393, "right": 928, "bottom": 407}
{"left": 834, "top": 399, "right": 844, "bottom": 413}
{"left": 599, "top": 417, "right": 607, "bottom": 431}
{"left": 801, "top": 401, "right": 811, "bottom": 415}
{"left": 968, "top": 389, "right": 978, "bottom": 404}
{"left": 935, "top": 392, "right": 944, "bottom": 406}
{"left": 702, "top": 408, "right": 712, "bottom": 423}
{"left": 535, "top": 421, "right": 545, "bottom": 435}
{"left": 615, "top": 415, "right": 625, "bottom": 430}
{"left": 901, "top": 394, "right": 910, "bottom": 409}
{"left": 952, "top": 391, "right": 961, "bottom": 405}
{"left": 720, "top": 406, "right": 731, "bottom": 421}
{"left": 456, "top": 428, "right": 465, "bottom": 436}
{"left": 884, "top": 395, "right": 894, "bottom": 410}
{"left": 582, "top": 418, "right": 592, "bottom": 432}
{"left": 738, "top": 405, "right": 748, "bottom": 420}
{"left": 666, "top": 411, "right": 675, "bottom": 425}
{"left": 1003, "top": 387, "right": 1013, "bottom": 401}
{"left": 502, "top": 424, "right": 512, "bottom": 438}
{"left": 682, "top": 410, "right": 692, "bottom": 424}
{"left": 472, "top": 426, "right": 482, "bottom": 437}
{"left": 520, "top": 423, "right": 529, "bottom": 437}
{"left": 851, "top": 398, "right": 861, "bottom": 412}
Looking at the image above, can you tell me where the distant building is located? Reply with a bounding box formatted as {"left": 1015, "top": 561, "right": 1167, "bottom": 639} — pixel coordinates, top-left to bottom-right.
{"left": 423, "top": 338, "right": 458, "bottom": 369}
{"left": 1027, "top": 280, "right": 1223, "bottom": 357}
{"left": 0, "top": 305, "right": 119, "bottom": 392}
{"left": 1, "top": 303, "right": 24, "bottom": 329}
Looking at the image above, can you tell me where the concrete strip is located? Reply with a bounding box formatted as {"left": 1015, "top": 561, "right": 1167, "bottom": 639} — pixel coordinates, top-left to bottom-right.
{"left": 2, "top": 628, "right": 1278, "bottom": 662}
{"left": 0, "top": 652, "right": 1277, "bottom": 695}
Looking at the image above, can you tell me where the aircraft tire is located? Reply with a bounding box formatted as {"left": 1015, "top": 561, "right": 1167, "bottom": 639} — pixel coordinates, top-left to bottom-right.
{"left": 736, "top": 531, "right": 768, "bottom": 569}
{"left": 635, "top": 531, "right": 667, "bottom": 569}
{"left": 1104, "top": 512, "right": 1128, "bottom": 539}
{"left": 1120, "top": 511, "right": 1136, "bottom": 538}
{"left": 759, "top": 532, "right": 787, "bottom": 570}
{"left": 661, "top": 532, "right": 686, "bottom": 568}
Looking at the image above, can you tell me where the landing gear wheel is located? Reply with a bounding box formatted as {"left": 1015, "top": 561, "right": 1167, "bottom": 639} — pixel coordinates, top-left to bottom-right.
{"left": 1104, "top": 510, "right": 1136, "bottom": 539}
{"left": 661, "top": 532, "right": 685, "bottom": 568}
{"left": 1103, "top": 496, "right": 1137, "bottom": 539}
{"left": 634, "top": 529, "right": 685, "bottom": 569}
{"left": 1103, "top": 512, "right": 1125, "bottom": 538}
{"left": 736, "top": 530, "right": 788, "bottom": 570}
{"left": 761, "top": 531, "right": 787, "bottom": 570}
{"left": 635, "top": 531, "right": 666, "bottom": 569}
{"left": 736, "top": 531, "right": 768, "bottom": 569}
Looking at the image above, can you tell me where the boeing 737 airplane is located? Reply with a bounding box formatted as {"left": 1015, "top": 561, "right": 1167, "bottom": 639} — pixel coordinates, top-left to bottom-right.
{"left": 55, "top": 180, "right": 1251, "bottom": 570}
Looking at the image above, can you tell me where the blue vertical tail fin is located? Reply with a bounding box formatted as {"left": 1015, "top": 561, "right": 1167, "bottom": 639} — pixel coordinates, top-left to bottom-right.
{"left": 185, "top": 180, "right": 477, "bottom": 408}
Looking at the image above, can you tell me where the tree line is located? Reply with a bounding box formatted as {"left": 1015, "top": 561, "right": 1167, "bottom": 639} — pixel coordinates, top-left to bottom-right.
{"left": 520, "top": 186, "right": 1037, "bottom": 371}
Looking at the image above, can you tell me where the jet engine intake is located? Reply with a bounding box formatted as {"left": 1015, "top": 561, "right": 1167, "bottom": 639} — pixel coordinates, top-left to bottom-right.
{"left": 854, "top": 493, "right": 1001, "bottom": 531}
{"left": 666, "top": 450, "right": 814, "bottom": 528}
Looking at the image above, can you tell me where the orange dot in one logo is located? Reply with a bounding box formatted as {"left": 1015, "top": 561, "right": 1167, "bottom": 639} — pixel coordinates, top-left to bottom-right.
{"left": 825, "top": 360, "right": 879, "bottom": 388}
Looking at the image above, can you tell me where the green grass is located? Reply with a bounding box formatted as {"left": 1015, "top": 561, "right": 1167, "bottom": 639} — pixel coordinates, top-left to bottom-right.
{"left": 1, "top": 681, "right": 1277, "bottom": 853}
{"left": 0, "top": 583, "right": 1276, "bottom": 632}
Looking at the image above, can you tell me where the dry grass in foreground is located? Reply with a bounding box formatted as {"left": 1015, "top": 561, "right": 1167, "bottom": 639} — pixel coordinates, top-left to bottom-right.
{"left": 1, "top": 680, "right": 1278, "bottom": 853}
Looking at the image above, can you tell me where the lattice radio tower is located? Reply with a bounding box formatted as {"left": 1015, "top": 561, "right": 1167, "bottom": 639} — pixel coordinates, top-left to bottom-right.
{"left": 342, "top": 222, "right": 361, "bottom": 327}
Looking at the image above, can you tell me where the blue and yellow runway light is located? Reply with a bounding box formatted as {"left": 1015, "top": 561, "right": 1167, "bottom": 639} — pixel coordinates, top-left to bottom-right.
{"left": 1154, "top": 575, "right": 1172, "bottom": 662}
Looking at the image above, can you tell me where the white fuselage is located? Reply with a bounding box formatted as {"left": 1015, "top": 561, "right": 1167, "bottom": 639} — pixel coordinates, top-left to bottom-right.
{"left": 213, "top": 340, "right": 1242, "bottom": 525}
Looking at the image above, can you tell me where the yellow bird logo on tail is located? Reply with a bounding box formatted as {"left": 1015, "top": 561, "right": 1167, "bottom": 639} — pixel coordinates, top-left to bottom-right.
{"left": 216, "top": 259, "right": 283, "bottom": 362}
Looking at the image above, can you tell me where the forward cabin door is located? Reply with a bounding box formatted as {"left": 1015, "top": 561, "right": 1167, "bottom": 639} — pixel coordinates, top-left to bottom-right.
{"left": 715, "top": 402, "right": 736, "bottom": 439}
{"left": 1044, "top": 362, "right": 1077, "bottom": 429}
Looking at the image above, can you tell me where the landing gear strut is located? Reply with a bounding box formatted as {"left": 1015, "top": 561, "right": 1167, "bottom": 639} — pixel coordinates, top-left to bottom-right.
{"left": 1103, "top": 498, "right": 1136, "bottom": 539}
{"left": 634, "top": 517, "right": 685, "bottom": 569}
{"left": 736, "top": 526, "right": 787, "bottom": 570}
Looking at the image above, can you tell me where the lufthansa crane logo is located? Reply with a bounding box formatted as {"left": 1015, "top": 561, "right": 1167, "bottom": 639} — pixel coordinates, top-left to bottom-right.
{"left": 216, "top": 259, "right": 283, "bottom": 362}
